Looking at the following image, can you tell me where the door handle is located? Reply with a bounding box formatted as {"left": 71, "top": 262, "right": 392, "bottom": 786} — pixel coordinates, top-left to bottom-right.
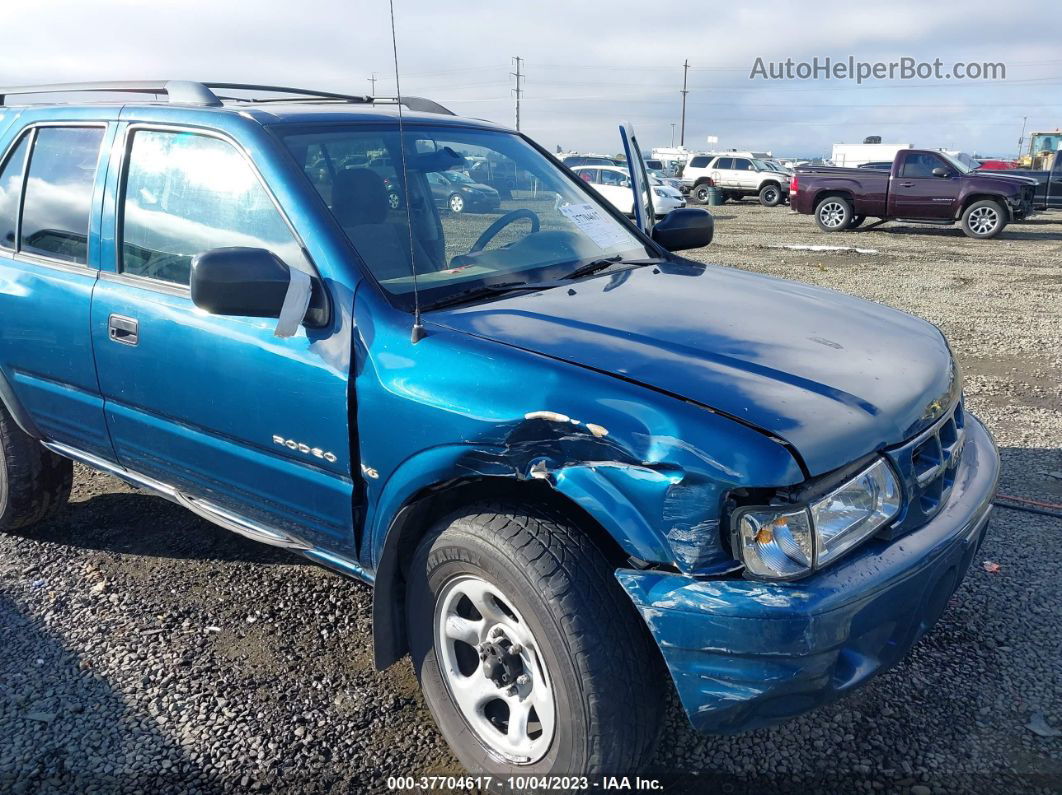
{"left": 899, "top": 181, "right": 915, "bottom": 187}
{"left": 108, "top": 314, "right": 139, "bottom": 346}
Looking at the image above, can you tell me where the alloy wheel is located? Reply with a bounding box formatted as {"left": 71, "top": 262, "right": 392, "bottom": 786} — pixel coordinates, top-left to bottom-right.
{"left": 818, "top": 201, "right": 847, "bottom": 229}
{"left": 968, "top": 206, "right": 999, "bottom": 235}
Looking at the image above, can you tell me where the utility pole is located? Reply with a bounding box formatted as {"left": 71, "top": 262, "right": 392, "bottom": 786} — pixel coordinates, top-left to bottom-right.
{"left": 679, "top": 59, "right": 689, "bottom": 147}
{"left": 1017, "top": 115, "right": 1028, "bottom": 160}
{"left": 670, "top": 123, "right": 676, "bottom": 147}
{"left": 511, "top": 57, "right": 524, "bottom": 131}
{"left": 369, "top": 72, "right": 378, "bottom": 96}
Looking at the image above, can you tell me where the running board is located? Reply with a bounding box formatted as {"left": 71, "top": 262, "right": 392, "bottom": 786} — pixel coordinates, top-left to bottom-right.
{"left": 42, "top": 441, "right": 312, "bottom": 551}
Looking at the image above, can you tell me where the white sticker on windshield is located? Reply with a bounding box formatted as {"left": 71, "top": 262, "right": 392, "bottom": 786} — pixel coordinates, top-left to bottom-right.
{"left": 559, "top": 203, "right": 632, "bottom": 250}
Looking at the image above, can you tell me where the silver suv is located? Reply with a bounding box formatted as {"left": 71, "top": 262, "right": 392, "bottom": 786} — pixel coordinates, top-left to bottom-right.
{"left": 682, "top": 154, "right": 791, "bottom": 206}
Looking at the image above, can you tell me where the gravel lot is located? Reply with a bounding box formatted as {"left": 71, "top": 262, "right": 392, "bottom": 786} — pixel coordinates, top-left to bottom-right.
{"left": 1, "top": 203, "right": 1060, "bottom": 793}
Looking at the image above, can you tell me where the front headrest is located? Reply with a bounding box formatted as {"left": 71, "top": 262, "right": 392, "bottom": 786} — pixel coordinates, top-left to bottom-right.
{"left": 332, "top": 167, "right": 389, "bottom": 226}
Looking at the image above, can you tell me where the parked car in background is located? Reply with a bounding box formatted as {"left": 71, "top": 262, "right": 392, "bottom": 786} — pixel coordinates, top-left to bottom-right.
{"left": 792, "top": 149, "right": 1038, "bottom": 238}
{"left": 976, "top": 159, "right": 1020, "bottom": 170}
{"left": 571, "top": 164, "right": 685, "bottom": 216}
{"left": 648, "top": 167, "right": 682, "bottom": 190}
{"left": 562, "top": 154, "right": 620, "bottom": 168}
{"left": 979, "top": 151, "right": 1062, "bottom": 211}
{"left": 426, "top": 171, "right": 501, "bottom": 213}
{"left": 682, "top": 155, "right": 791, "bottom": 206}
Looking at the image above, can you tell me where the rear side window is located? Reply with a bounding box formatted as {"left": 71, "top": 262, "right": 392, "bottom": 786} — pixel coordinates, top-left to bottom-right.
{"left": 714, "top": 157, "right": 733, "bottom": 170}
{"left": 120, "top": 130, "right": 311, "bottom": 286}
{"left": 733, "top": 159, "right": 752, "bottom": 171}
{"left": 0, "top": 134, "right": 30, "bottom": 250}
{"left": 20, "top": 127, "right": 105, "bottom": 264}
{"left": 688, "top": 156, "right": 710, "bottom": 168}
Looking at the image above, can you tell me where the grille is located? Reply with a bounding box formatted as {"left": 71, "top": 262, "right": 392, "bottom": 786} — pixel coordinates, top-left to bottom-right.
{"left": 884, "top": 401, "right": 966, "bottom": 536}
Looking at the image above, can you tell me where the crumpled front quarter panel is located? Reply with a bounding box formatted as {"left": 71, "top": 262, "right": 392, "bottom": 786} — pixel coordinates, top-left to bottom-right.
{"left": 353, "top": 290, "right": 803, "bottom": 574}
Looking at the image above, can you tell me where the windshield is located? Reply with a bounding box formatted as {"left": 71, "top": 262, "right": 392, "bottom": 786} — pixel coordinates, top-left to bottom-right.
{"left": 283, "top": 125, "right": 652, "bottom": 311}
{"left": 938, "top": 152, "right": 974, "bottom": 174}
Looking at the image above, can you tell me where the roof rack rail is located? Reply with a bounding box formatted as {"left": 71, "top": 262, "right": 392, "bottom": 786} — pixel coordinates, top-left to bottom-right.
{"left": 0, "top": 80, "right": 454, "bottom": 115}
{"left": 0, "top": 81, "right": 223, "bottom": 107}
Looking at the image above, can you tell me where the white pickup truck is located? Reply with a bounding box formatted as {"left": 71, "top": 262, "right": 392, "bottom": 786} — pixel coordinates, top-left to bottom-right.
{"left": 682, "top": 154, "right": 791, "bottom": 206}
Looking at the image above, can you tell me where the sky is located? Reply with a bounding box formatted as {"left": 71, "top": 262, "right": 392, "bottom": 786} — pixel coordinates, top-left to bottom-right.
{"left": 2, "top": 0, "right": 1061, "bottom": 158}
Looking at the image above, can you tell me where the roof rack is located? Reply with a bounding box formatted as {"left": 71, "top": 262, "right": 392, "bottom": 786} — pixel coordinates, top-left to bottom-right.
{"left": 0, "top": 80, "right": 455, "bottom": 115}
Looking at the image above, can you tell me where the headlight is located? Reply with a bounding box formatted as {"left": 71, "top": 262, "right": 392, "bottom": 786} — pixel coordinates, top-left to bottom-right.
{"left": 812, "top": 459, "right": 901, "bottom": 566}
{"left": 732, "top": 458, "right": 901, "bottom": 579}
{"left": 734, "top": 506, "right": 814, "bottom": 578}
{"left": 652, "top": 187, "right": 667, "bottom": 197}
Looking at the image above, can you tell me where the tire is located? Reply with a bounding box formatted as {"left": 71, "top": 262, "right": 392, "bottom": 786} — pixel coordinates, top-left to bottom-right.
{"left": 0, "top": 402, "right": 72, "bottom": 532}
{"left": 406, "top": 503, "right": 664, "bottom": 778}
{"left": 846, "top": 214, "right": 866, "bottom": 230}
{"left": 449, "top": 193, "right": 465, "bottom": 214}
{"left": 759, "top": 183, "right": 782, "bottom": 207}
{"left": 692, "top": 184, "right": 711, "bottom": 204}
{"left": 961, "top": 199, "right": 1006, "bottom": 239}
{"left": 388, "top": 191, "right": 401, "bottom": 210}
{"left": 815, "top": 195, "right": 853, "bottom": 232}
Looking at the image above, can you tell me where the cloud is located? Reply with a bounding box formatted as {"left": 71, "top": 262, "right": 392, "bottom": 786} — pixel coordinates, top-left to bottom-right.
{"left": 1, "top": 0, "right": 1059, "bottom": 155}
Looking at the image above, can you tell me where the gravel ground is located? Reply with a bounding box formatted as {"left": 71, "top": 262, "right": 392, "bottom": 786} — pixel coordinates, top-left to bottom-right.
{"left": 1, "top": 203, "right": 1060, "bottom": 793}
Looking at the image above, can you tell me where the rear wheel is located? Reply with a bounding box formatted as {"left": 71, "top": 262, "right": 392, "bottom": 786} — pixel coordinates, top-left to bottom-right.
{"left": 759, "top": 183, "right": 782, "bottom": 207}
{"left": 0, "top": 403, "right": 72, "bottom": 533}
{"left": 961, "top": 199, "right": 1006, "bottom": 239}
{"left": 406, "top": 503, "right": 664, "bottom": 777}
{"left": 815, "top": 196, "right": 853, "bottom": 232}
{"left": 692, "top": 183, "right": 712, "bottom": 204}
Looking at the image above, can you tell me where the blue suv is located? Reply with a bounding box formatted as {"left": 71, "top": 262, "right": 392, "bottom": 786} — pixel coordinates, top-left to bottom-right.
{"left": 0, "top": 81, "right": 999, "bottom": 777}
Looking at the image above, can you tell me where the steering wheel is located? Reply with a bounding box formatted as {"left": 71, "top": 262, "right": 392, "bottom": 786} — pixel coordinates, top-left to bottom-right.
{"left": 470, "top": 209, "right": 541, "bottom": 253}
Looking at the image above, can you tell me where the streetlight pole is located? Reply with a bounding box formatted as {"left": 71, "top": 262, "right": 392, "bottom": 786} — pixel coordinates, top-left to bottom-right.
{"left": 670, "top": 123, "right": 676, "bottom": 147}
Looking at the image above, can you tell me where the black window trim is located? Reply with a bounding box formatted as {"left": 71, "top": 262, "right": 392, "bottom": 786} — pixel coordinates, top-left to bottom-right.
{"left": 0, "top": 121, "right": 109, "bottom": 273}
{"left": 113, "top": 121, "right": 323, "bottom": 296}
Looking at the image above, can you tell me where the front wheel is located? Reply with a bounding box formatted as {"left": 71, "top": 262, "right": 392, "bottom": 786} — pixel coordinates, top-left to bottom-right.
{"left": 449, "top": 193, "right": 466, "bottom": 214}
{"left": 759, "top": 184, "right": 782, "bottom": 207}
{"left": 961, "top": 199, "right": 1006, "bottom": 239}
{"left": 815, "top": 196, "right": 853, "bottom": 232}
{"left": 406, "top": 504, "right": 664, "bottom": 776}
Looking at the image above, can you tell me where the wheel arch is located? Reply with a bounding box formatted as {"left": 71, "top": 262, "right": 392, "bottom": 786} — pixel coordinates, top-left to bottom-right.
{"left": 813, "top": 188, "right": 855, "bottom": 208}
{"left": 0, "top": 368, "right": 41, "bottom": 439}
{"left": 371, "top": 474, "right": 634, "bottom": 670}
{"left": 956, "top": 192, "right": 1008, "bottom": 220}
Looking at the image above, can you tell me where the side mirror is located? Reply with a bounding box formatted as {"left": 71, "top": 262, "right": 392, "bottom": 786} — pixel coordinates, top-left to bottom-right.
{"left": 931, "top": 167, "right": 949, "bottom": 178}
{"left": 651, "top": 208, "right": 714, "bottom": 252}
{"left": 191, "top": 247, "right": 327, "bottom": 326}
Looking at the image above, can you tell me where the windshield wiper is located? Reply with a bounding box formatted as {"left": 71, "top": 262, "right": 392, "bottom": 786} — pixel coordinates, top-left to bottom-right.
{"left": 562, "top": 256, "right": 662, "bottom": 281}
{"left": 423, "top": 281, "right": 546, "bottom": 311}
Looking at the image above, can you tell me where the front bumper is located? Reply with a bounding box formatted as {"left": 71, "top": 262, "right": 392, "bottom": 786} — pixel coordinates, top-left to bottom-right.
{"left": 616, "top": 414, "right": 999, "bottom": 734}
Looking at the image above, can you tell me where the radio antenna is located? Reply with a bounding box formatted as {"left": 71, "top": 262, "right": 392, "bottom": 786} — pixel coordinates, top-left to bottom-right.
{"left": 388, "top": 0, "right": 425, "bottom": 343}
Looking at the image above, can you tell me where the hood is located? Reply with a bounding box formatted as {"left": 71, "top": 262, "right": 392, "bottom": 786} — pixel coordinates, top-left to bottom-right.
{"left": 432, "top": 263, "right": 960, "bottom": 477}
{"left": 971, "top": 171, "right": 1040, "bottom": 187}
{"left": 463, "top": 181, "right": 499, "bottom": 195}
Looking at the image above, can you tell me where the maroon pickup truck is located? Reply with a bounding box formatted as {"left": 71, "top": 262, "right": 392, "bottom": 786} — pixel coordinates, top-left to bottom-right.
{"left": 791, "top": 149, "right": 1038, "bottom": 239}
